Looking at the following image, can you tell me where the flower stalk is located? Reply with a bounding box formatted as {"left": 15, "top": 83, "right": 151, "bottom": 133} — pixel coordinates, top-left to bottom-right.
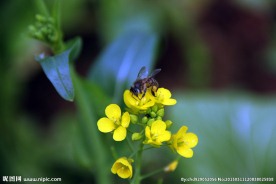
{"left": 132, "top": 142, "right": 144, "bottom": 184}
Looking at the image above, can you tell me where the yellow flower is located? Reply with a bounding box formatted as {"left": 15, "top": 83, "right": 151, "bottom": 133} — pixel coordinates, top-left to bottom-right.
{"left": 154, "top": 88, "right": 177, "bottom": 106}
{"left": 111, "top": 157, "right": 134, "bottom": 179}
{"left": 164, "top": 160, "right": 178, "bottom": 172}
{"left": 144, "top": 120, "right": 171, "bottom": 147}
{"left": 124, "top": 90, "right": 155, "bottom": 112}
{"left": 97, "top": 104, "right": 130, "bottom": 141}
{"left": 170, "top": 126, "right": 198, "bottom": 158}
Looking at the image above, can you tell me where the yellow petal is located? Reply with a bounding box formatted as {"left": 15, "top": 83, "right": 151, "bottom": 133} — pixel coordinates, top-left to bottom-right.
{"left": 158, "top": 88, "right": 172, "bottom": 98}
{"left": 163, "top": 99, "right": 177, "bottom": 105}
{"left": 176, "top": 126, "right": 188, "bottom": 139}
{"left": 184, "top": 133, "right": 198, "bottom": 148}
{"left": 151, "top": 120, "right": 166, "bottom": 134}
{"left": 157, "top": 130, "right": 171, "bottom": 142}
{"left": 117, "top": 168, "right": 131, "bottom": 179}
{"left": 177, "top": 147, "right": 194, "bottom": 158}
{"left": 113, "top": 126, "right": 127, "bottom": 141}
{"left": 121, "top": 112, "right": 130, "bottom": 128}
{"left": 97, "top": 118, "right": 115, "bottom": 133}
{"left": 145, "top": 126, "right": 151, "bottom": 139}
{"left": 105, "top": 104, "right": 121, "bottom": 120}
{"left": 111, "top": 162, "right": 122, "bottom": 174}
{"left": 123, "top": 90, "right": 136, "bottom": 108}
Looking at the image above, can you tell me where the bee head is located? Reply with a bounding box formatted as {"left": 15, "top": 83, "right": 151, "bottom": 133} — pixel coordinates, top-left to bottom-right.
{"left": 130, "top": 86, "right": 140, "bottom": 96}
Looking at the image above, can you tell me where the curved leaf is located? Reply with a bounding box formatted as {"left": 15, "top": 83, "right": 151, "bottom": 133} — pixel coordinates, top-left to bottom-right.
{"left": 36, "top": 49, "right": 74, "bottom": 101}
{"left": 35, "top": 37, "right": 82, "bottom": 101}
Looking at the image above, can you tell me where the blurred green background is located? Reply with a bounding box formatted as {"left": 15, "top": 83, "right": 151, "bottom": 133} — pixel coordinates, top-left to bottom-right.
{"left": 1, "top": 0, "right": 276, "bottom": 183}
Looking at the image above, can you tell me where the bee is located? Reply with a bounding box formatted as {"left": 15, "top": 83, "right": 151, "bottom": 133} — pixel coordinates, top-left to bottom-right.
{"left": 130, "top": 66, "right": 161, "bottom": 98}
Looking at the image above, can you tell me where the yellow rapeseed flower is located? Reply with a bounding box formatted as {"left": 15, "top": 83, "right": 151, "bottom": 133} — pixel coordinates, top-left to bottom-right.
{"left": 111, "top": 157, "right": 134, "bottom": 179}
{"left": 154, "top": 88, "right": 177, "bottom": 106}
{"left": 97, "top": 104, "right": 130, "bottom": 141}
{"left": 170, "top": 126, "right": 198, "bottom": 158}
{"left": 124, "top": 89, "right": 155, "bottom": 112}
{"left": 144, "top": 120, "right": 171, "bottom": 147}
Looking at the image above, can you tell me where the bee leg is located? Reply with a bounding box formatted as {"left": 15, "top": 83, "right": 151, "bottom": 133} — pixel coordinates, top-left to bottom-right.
{"left": 141, "top": 87, "right": 148, "bottom": 99}
{"left": 141, "top": 91, "right": 146, "bottom": 99}
{"left": 151, "top": 86, "right": 158, "bottom": 96}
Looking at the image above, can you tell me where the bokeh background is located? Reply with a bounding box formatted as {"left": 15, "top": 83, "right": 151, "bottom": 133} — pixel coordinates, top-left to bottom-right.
{"left": 1, "top": 0, "right": 276, "bottom": 183}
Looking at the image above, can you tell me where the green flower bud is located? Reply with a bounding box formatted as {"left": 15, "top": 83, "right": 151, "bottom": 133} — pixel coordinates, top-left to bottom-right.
{"left": 48, "top": 33, "right": 59, "bottom": 43}
{"left": 156, "top": 116, "right": 162, "bottom": 120}
{"left": 132, "top": 132, "right": 142, "bottom": 141}
{"left": 150, "top": 111, "right": 156, "bottom": 118}
{"left": 165, "top": 120, "right": 173, "bottom": 129}
{"left": 157, "top": 108, "right": 165, "bottom": 117}
{"left": 34, "top": 31, "right": 44, "bottom": 40}
{"left": 47, "top": 17, "right": 55, "bottom": 24}
{"left": 35, "top": 14, "right": 46, "bottom": 22}
{"left": 142, "top": 116, "right": 148, "bottom": 124}
{"left": 152, "top": 105, "right": 158, "bottom": 112}
{"left": 41, "top": 27, "right": 48, "bottom": 34}
{"left": 130, "top": 114, "right": 138, "bottom": 124}
{"left": 28, "top": 25, "right": 36, "bottom": 33}
{"left": 147, "top": 118, "right": 155, "bottom": 126}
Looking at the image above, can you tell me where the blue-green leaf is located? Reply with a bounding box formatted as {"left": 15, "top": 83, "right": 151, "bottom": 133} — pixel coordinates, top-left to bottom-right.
{"left": 36, "top": 49, "right": 74, "bottom": 101}
{"left": 88, "top": 30, "right": 159, "bottom": 102}
{"left": 35, "top": 37, "right": 82, "bottom": 101}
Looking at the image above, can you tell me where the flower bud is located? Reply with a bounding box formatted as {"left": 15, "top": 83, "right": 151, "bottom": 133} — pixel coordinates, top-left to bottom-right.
{"left": 34, "top": 31, "right": 44, "bottom": 40}
{"left": 132, "top": 132, "right": 142, "bottom": 141}
{"left": 156, "top": 116, "right": 162, "bottom": 120}
{"left": 151, "top": 105, "right": 158, "bottom": 112}
{"left": 157, "top": 108, "right": 164, "bottom": 117}
{"left": 150, "top": 111, "right": 156, "bottom": 118}
{"left": 165, "top": 120, "right": 173, "bottom": 129}
{"left": 164, "top": 160, "right": 178, "bottom": 172}
{"left": 47, "top": 17, "right": 55, "bottom": 23}
{"left": 147, "top": 118, "right": 155, "bottom": 126}
{"left": 146, "top": 108, "right": 151, "bottom": 114}
{"left": 28, "top": 25, "right": 36, "bottom": 33}
{"left": 35, "top": 14, "right": 46, "bottom": 22}
{"left": 130, "top": 114, "right": 138, "bottom": 124}
{"left": 142, "top": 116, "right": 148, "bottom": 124}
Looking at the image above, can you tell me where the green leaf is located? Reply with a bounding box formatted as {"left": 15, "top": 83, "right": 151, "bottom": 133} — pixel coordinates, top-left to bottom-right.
{"left": 88, "top": 30, "right": 159, "bottom": 102}
{"left": 35, "top": 37, "right": 81, "bottom": 101}
{"left": 36, "top": 49, "right": 74, "bottom": 101}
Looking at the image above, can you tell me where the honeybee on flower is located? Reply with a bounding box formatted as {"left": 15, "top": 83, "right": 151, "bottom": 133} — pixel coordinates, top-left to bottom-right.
{"left": 130, "top": 66, "right": 161, "bottom": 99}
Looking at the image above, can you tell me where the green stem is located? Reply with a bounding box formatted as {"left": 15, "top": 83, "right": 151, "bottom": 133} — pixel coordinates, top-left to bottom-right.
{"left": 52, "top": 0, "right": 61, "bottom": 31}
{"left": 127, "top": 136, "right": 134, "bottom": 152}
{"left": 72, "top": 68, "right": 111, "bottom": 184}
{"left": 140, "top": 167, "right": 164, "bottom": 180}
{"left": 52, "top": 0, "right": 65, "bottom": 53}
{"left": 131, "top": 142, "right": 144, "bottom": 184}
{"left": 35, "top": 0, "right": 50, "bottom": 16}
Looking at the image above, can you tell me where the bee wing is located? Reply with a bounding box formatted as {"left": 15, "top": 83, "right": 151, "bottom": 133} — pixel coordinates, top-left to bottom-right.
{"left": 136, "top": 66, "right": 148, "bottom": 80}
{"left": 148, "top": 68, "right": 161, "bottom": 78}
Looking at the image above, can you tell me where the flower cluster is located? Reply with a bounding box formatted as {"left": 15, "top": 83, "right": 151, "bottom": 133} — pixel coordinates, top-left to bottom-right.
{"left": 28, "top": 14, "right": 63, "bottom": 53}
{"left": 97, "top": 85, "right": 198, "bottom": 180}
